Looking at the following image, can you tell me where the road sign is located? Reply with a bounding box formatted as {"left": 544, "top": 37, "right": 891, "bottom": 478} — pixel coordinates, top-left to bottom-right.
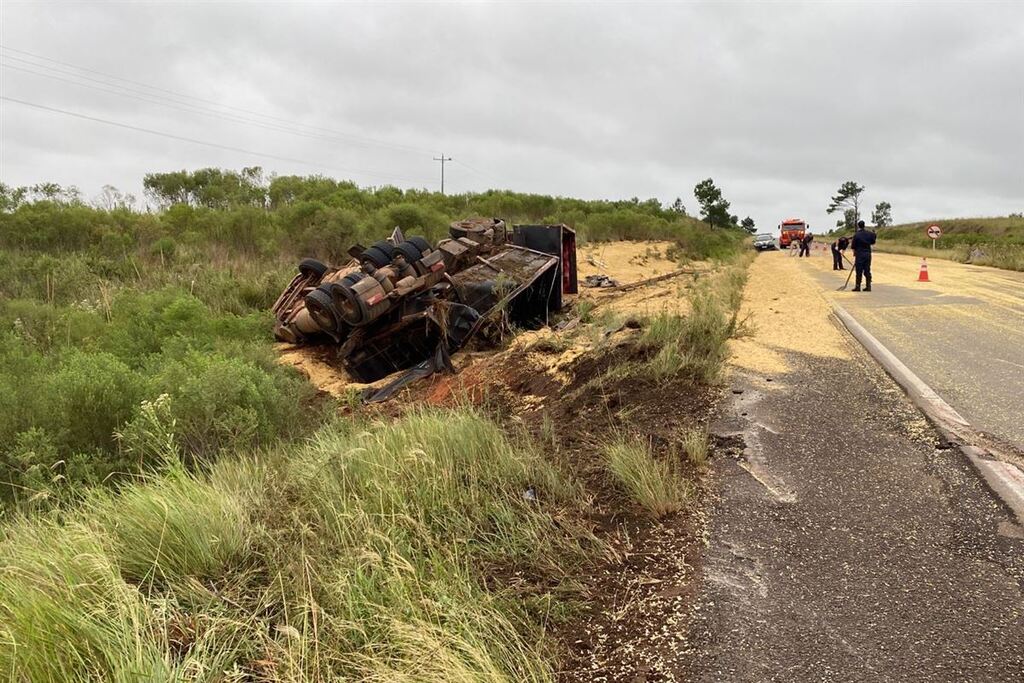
{"left": 927, "top": 225, "right": 942, "bottom": 250}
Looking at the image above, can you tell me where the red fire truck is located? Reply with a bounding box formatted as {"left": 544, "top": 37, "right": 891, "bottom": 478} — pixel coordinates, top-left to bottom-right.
{"left": 778, "top": 218, "right": 808, "bottom": 248}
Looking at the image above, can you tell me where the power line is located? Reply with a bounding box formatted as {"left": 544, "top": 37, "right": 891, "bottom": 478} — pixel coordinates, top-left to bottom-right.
{"left": 1, "top": 60, "right": 430, "bottom": 155}
{"left": 1, "top": 95, "right": 433, "bottom": 185}
{"left": 452, "top": 158, "right": 502, "bottom": 189}
{"left": 0, "top": 44, "right": 437, "bottom": 156}
{"left": 433, "top": 154, "right": 452, "bottom": 194}
{"left": 0, "top": 44, "right": 512, "bottom": 191}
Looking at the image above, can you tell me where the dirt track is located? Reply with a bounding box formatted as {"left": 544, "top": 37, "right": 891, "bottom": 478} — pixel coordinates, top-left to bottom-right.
{"left": 686, "top": 252, "right": 1024, "bottom": 681}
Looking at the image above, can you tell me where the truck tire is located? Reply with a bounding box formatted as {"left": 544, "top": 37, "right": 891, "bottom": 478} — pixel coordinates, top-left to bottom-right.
{"left": 304, "top": 286, "right": 342, "bottom": 333}
{"left": 394, "top": 241, "right": 423, "bottom": 263}
{"left": 331, "top": 274, "right": 369, "bottom": 326}
{"left": 298, "top": 258, "right": 328, "bottom": 278}
{"left": 407, "top": 236, "right": 432, "bottom": 253}
{"left": 361, "top": 246, "right": 393, "bottom": 268}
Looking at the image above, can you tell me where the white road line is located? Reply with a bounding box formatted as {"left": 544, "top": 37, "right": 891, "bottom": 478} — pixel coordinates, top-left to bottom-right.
{"left": 994, "top": 357, "right": 1024, "bottom": 371}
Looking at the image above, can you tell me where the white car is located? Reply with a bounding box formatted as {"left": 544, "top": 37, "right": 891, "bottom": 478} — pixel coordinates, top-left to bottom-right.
{"left": 753, "top": 233, "right": 777, "bottom": 251}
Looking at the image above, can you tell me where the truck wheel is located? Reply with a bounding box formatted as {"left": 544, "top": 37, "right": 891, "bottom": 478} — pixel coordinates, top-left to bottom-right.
{"left": 304, "top": 287, "right": 342, "bottom": 332}
{"left": 394, "top": 241, "right": 423, "bottom": 263}
{"left": 298, "top": 258, "right": 328, "bottom": 278}
{"left": 361, "top": 246, "right": 393, "bottom": 268}
{"left": 369, "top": 240, "right": 397, "bottom": 258}
{"left": 407, "top": 236, "right": 432, "bottom": 253}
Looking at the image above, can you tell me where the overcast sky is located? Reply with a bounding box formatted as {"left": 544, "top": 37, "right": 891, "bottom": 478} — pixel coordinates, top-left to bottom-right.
{"left": 2, "top": 1, "right": 1022, "bottom": 231}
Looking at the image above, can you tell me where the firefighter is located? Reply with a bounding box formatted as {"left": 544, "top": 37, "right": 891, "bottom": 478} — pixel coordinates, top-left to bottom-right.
{"left": 830, "top": 235, "right": 849, "bottom": 270}
{"left": 799, "top": 231, "right": 813, "bottom": 257}
{"left": 851, "top": 221, "right": 876, "bottom": 291}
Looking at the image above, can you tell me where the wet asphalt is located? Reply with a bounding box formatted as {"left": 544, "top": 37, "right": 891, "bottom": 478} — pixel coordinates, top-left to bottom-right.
{"left": 688, "top": 347, "right": 1024, "bottom": 681}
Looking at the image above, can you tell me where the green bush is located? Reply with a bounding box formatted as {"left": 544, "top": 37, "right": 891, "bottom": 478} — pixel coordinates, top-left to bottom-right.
{"left": 149, "top": 236, "right": 176, "bottom": 261}
{"left": 151, "top": 351, "right": 310, "bottom": 459}
{"left": 0, "top": 428, "right": 61, "bottom": 502}
{"left": 0, "top": 285, "right": 317, "bottom": 508}
{"left": 46, "top": 350, "right": 144, "bottom": 454}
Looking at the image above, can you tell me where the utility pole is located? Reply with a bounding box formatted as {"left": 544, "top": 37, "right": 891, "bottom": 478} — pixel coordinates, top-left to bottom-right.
{"left": 433, "top": 154, "right": 452, "bottom": 194}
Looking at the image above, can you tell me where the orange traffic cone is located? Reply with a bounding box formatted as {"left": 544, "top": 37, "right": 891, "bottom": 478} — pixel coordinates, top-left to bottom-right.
{"left": 917, "top": 258, "right": 930, "bottom": 282}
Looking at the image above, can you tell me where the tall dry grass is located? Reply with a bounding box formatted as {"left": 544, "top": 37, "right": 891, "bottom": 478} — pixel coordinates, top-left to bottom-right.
{"left": 0, "top": 409, "right": 596, "bottom": 682}
{"left": 604, "top": 439, "right": 692, "bottom": 517}
{"left": 641, "top": 252, "right": 752, "bottom": 383}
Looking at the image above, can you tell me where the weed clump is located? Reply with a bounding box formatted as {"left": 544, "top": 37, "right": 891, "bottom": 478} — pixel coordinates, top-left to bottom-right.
{"left": 683, "top": 427, "right": 710, "bottom": 466}
{"left": 640, "top": 255, "right": 750, "bottom": 384}
{"left": 605, "top": 438, "right": 691, "bottom": 517}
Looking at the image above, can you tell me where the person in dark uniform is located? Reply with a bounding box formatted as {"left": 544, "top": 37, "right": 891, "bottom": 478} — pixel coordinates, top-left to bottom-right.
{"left": 799, "top": 231, "right": 813, "bottom": 257}
{"left": 830, "top": 235, "right": 850, "bottom": 270}
{"left": 851, "top": 221, "right": 876, "bottom": 291}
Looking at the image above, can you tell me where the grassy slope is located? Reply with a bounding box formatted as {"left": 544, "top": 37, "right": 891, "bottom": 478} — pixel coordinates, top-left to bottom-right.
{"left": 0, "top": 410, "right": 595, "bottom": 681}
{"left": 0, "top": 257, "right": 754, "bottom": 680}
{"left": 873, "top": 216, "right": 1024, "bottom": 271}
{"left": 0, "top": 175, "right": 753, "bottom": 679}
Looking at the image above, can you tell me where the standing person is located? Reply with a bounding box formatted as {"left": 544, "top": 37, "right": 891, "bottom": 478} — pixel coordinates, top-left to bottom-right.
{"left": 831, "top": 235, "right": 850, "bottom": 270}
{"left": 799, "top": 231, "right": 813, "bottom": 257}
{"left": 851, "top": 220, "right": 877, "bottom": 291}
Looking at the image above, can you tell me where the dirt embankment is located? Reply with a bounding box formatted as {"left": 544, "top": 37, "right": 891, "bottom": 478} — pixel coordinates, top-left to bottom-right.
{"left": 396, "top": 306, "right": 720, "bottom": 682}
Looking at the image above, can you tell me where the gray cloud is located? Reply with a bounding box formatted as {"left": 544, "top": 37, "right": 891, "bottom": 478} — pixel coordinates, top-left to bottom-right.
{"left": 1, "top": 1, "right": 1022, "bottom": 231}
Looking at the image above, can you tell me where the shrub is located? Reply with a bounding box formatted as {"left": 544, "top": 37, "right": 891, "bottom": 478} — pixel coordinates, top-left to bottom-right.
{"left": 149, "top": 236, "right": 177, "bottom": 262}
{"left": 151, "top": 352, "right": 309, "bottom": 458}
{"left": 0, "top": 428, "right": 61, "bottom": 503}
{"left": 114, "top": 393, "right": 179, "bottom": 467}
{"left": 46, "top": 350, "right": 144, "bottom": 455}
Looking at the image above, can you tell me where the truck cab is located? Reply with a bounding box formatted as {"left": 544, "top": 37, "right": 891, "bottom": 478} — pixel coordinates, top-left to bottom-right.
{"left": 778, "top": 218, "right": 808, "bottom": 248}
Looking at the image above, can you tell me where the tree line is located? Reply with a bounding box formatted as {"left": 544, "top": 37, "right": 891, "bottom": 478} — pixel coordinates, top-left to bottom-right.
{"left": 0, "top": 168, "right": 749, "bottom": 263}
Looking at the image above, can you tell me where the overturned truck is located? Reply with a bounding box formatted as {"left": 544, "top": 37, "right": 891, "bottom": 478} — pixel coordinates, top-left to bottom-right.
{"left": 272, "top": 218, "right": 577, "bottom": 396}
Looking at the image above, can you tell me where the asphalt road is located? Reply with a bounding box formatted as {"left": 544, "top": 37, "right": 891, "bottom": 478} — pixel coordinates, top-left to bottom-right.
{"left": 686, "top": 253, "right": 1024, "bottom": 681}
{"left": 804, "top": 250, "right": 1024, "bottom": 454}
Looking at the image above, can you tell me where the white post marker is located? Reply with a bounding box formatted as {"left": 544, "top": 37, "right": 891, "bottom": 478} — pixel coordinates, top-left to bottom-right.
{"left": 927, "top": 224, "right": 942, "bottom": 250}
